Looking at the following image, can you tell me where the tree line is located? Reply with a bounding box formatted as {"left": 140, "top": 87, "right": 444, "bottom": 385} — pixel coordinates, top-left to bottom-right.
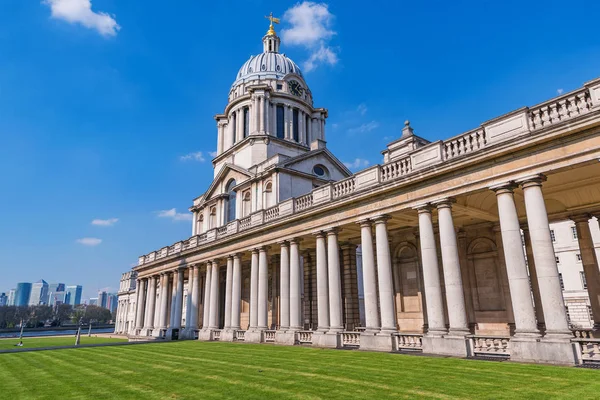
{"left": 0, "top": 304, "right": 114, "bottom": 329}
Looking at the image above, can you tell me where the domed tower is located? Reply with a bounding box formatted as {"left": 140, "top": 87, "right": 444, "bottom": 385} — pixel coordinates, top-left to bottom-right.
{"left": 191, "top": 16, "right": 350, "bottom": 234}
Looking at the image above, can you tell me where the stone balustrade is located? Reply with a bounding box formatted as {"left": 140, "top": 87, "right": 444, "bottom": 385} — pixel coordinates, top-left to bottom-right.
{"left": 235, "top": 330, "right": 246, "bottom": 341}
{"left": 573, "top": 339, "right": 600, "bottom": 365}
{"left": 340, "top": 332, "right": 360, "bottom": 348}
{"left": 394, "top": 333, "right": 423, "bottom": 352}
{"left": 136, "top": 84, "right": 599, "bottom": 267}
{"left": 572, "top": 329, "right": 595, "bottom": 339}
{"left": 213, "top": 330, "right": 221, "bottom": 341}
{"left": 264, "top": 330, "right": 276, "bottom": 342}
{"left": 297, "top": 331, "right": 313, "bottom": 344}
{"left": 469, "top": 336, "right": 510, "bottom": 358}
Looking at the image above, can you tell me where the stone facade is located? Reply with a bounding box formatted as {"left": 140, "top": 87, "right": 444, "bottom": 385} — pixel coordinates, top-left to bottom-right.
{"left": 116, "top": 22, "right": 600, "bottom": 365}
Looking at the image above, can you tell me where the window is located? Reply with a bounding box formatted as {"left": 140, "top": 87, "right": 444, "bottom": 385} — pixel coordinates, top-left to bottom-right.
{"left": 225, "top": 179, "right": 237, "bottom": 223}
{"left": 305, "top": 114, "right": 310, "bottom": 143}
{"left": 581, "top": 271, "right": 588, "bottom": 289}
{"left": 232, "top": 112, "right": 237, "bottom": 144}
{"left": 276, "top": 105, "right": 285, "bottom": 138}
{"left": 276, "top": 84, "right": 283, "bottom": 90}
{"left": 550, "top": 230, "right": 556, "bottom": 242}
{"left": 197, "top": 215, "right": 204, "bottom": 234}
{"left": 293, "top": 108, "right": 299, "bottom": 142}
{"left": 243, "top": 107, "right": 249, "bottom": 138}
{"left": 559, "top": 273, "right": 564, "bottom": 290}
{"left": 243, "top": 191, "right": 251, "bottom": 217}
{"left": 264, "top": 181, "right": 273, "bottom": 207}
{"left": 555, "top": 256, "right": 560, "bottom": 264}
{"left": 571, "top": 226, "right": 578, "bottom": 240}
{"left": 576, "top": 253, "right": 582, "bottom": 262}
{"left": 313, "top": 165, "right": 327, "bottom": 177}
{"left": 209, "top": 207, "right": 216, "bottom": 229}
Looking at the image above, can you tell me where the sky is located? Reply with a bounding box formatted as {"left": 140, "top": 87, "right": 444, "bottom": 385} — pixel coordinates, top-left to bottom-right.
{"left": 0, "top": 0, "right": 598, "bottom": 301}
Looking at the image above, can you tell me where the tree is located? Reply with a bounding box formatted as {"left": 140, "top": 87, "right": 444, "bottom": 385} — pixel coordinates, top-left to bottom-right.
{"left": 52, "top": 304, "right": 73, "bottom": 326}
{"left": 71, "top": 305, "right": 112, "bottom": 324}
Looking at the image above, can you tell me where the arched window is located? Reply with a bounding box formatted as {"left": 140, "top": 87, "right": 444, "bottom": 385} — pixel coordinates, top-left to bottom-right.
{"left": 293, "top": 108, "right": 299, "bottom": 142}
{"left": 197, "top": 214, "right": 204, "bottom": 234}
{"left": 276, "top": 105, "right": 285, "bottom": 138}
{"left": 209, "top": 207, "right": 216, "bottom": 229}
{"left": 225, "top": 179, "right": 237, "bottom": 223}
{"left": 243, "top": 108, "right": 249, "bottom": 138}
{"left": 232, "top": 112, "right": 237, "bottom": 145}
{"left": 264, "top": 181, "right": 273, "bottom": 208}
{"left": 243, "top": 191, "right": 252, "bottom": 217}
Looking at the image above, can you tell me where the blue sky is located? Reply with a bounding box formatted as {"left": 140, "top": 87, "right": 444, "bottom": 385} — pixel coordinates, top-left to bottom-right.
{"left": 0, "top": 0, "right": 598, "bottom": 301}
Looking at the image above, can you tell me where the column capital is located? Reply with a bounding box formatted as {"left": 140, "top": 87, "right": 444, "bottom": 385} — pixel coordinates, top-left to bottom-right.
{"left": 457, "top": 228, "right": 467, "bottom": 240}
{"left": 516, "top": 174, "right": 547, "bottom": 188}
{"left": 414, "top": 203, "right": 433, "bottom": 213}
{"left": 489, "top": 182, "right": 517, "bottom": 193}
{"left": 257, "top": 245, "right": 270, "bottom": 253}
{"left": 312, "top": 230, "right": 326, "bottom": 238}
{"left": 372, "top": 214, "right": 391, "bottom": 224}
{"left": 277, "top": 240, "right": 290, "bottom": 247}
{"left": 325, "top": 227, "right": 341, "bottom": 236}
{"left": 432, "top": 198, "right": 456, "bottom": 209}
{"left": 232, "top": 252, "right": 243, "bottom": 260}
{"left": 570, "top": 213, "right": 592, "bottom": 224}
{"left": 357, "top": 218, "right": 372, "bottom": 228}
{"left": 288, "top": 237, "right": 303, "bottom": 245}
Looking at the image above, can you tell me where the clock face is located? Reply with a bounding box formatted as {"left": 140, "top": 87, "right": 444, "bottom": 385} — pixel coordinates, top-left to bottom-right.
{"left": 288, "top": 80, "right": 304, "bottom": 97}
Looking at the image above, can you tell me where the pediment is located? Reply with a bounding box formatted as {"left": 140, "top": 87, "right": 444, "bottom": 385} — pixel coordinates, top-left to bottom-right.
{"left": 202, "top": 163, "right": 253, "bottom": 202}
{"left": 281, "top": 149, "right": 352, "bottom": 177}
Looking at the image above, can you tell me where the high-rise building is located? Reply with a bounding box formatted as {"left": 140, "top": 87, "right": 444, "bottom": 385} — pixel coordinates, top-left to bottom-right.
{"left": 0, "top": 293, "right": 7, "bottom": 307}
{"left": 49, "top": 291, "right": 67, "bottom": 306}
{"left": 47, "top": 283, "right": 65, "bottom": 305}
{"left": 65, "top": 285, "right": 82, "bottom": 306}
{"left": 106, "top": 293, "right": 118, "bottom": 313}
{"left": 7, "top": 289, "right": 15, "bottom": 306}
{"left": 29, "top": 279, "right": 49, "bottom": 306}
{"left": 97, "top": 291, "right": 108, "bottom": 309}
{"left": 14, "top": 283, "right": 32, "bottom": 306}
{"left": 89, "top": 298, "right": 98, "bottom": 306}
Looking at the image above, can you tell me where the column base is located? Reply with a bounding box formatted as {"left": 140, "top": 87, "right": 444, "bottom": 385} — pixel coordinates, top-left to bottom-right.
{"left": 198, "top": 329, "right": 213, "bottom": 341}
{"left": 219, "top": 330, "right": 235, "bottom": 342}
{"left": 244, "top": 329, "right": 263, "bottom": 343}
{"left": 152, "top": 328, "right": 167, "bottom": 338}
{"left": 275, "top": 331, "right": 296, "bottom": 345}
{"left": 312, "top": 331, "right": 339, "bottom": 348}
{"left": 360, "top": 332, "right": 393, "bottom": 352}
{"left": 510, "top": 336, "right": 576, "bottom": 365}
{"left": 422, "top": 334, "right": 468, "bottom": 357}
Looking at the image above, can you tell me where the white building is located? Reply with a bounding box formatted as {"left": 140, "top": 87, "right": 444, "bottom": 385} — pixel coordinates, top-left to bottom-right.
{"left": 115, "top": 271, "right": 137, "bottom": 335}
{"left": 116, "top": 17, "right": 600, "bottom": 365}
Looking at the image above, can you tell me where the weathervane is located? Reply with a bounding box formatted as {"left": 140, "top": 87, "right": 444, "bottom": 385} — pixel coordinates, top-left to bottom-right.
{"left": 265, "top": 12, "right": 280, "bottom": 35}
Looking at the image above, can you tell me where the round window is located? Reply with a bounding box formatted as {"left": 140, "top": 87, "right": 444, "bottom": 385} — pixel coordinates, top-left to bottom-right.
{"left": 313, "top": 165, "right": 326, "bottom": 176}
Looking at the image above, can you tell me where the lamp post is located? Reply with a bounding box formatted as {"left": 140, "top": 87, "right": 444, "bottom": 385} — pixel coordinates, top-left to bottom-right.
{"left": 75, "top": 318, "right": 82, "bottom": 346}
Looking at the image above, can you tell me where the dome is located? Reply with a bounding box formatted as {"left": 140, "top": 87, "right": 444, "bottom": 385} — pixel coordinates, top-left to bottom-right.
{"left": 232, "top": 52, "right": 303, "bottom": 88}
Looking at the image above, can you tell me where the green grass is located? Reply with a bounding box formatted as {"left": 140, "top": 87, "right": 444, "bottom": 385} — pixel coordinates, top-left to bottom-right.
{"left": 0, "top": 341, "right": 598, "bottom": 399}
{"left": 0, "top": 336, "right": 126, "bottom": 351}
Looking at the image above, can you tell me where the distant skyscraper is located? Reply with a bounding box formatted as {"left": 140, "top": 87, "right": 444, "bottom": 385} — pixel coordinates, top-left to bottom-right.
{"left": 65, "top": 285, "right": 82, "bottom": 306}
{"left": 29, "top": 279, "right": 49, "bottom": 306}
{"left": 106, "top": 293, "right": 118, "bottom": 313}
{"left": 47, "top": 283, "right": 65, "bottom": 305}
{"left": 49, "top": 291, "right": 67, "bottom": 306}
{"left": 0, "top": 293, "right": 7, "bottom": 307}
{"left": 97, "top": 291, "right": 108, "bottom": 309}
{"left": 89, "top": 298, "right": 98, "bottom": 306}
{"left": 7, "top": 289, "right": 15, "bottom": 306}
{"left": 14, "top": 283, "right": 32, "bottom": 306}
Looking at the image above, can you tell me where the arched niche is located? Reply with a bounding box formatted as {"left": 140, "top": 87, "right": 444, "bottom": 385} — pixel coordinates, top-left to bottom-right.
{"left": 392, "top": 241, "right": 424, "bottom": 332}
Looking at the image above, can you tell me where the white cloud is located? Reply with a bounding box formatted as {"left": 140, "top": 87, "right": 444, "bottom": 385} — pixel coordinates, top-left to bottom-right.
{"left": 76, "top": 237, "right": 102, "bottom": 246}
{"left": 281, "top": 2, "right": 338, "bottom": 72}
{"left": 44, "top": 0, "right": 120, "bottom": 37}
{"left": 156, "top": 208, "right": 193, "bottom": 222}
{"left": 347, "top": 121, "right": 380, "bottom": 134}
{"left": 343, "top": 158, "right": 370, "bottom": 170}
{"left": 557, "top": 88, "right": 564, "bottom": 95}
{"left": 357, "top": 103, "right": 367, "bottom": 116}
{"left": 209, "top": 151, "right": 218, "bottom": 158}
{"left": 180, "top": 151, "right": 206, "bottom": 162}
{"left": 91, "top": 218, "right": 118, "bottom": 227}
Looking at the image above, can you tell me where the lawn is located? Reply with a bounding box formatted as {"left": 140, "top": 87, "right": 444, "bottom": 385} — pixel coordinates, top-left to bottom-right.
{"left": 0, "top": 341, "right": 598, "bottom": 399}
{"left": 0, "top": 336, "right": 127, "bottom": 351}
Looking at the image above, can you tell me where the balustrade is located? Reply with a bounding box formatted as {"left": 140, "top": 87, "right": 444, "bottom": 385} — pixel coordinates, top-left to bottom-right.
{"left": 574, "top": 339, "right": 600, "bottom": 365}
{"left": 380, "top": 157, "right": 411, "bottom": 182}
{"left": 239, "top": 216, "right": 252, "bottom": 230}
{"left": 295, "top": 193, "right": 313, "bottom": 212}
{"left": 235, "top": 330, "right": 246, "bottom": 341}
{"left": 443, "top": 129, "right": 486, "bottom": 160}
{"left": 332, "top": 177, "right": 355, "bottom": 198}
{"left": 213, "top": 330, "right": 221, "bottom": 341}
{"left": 264, "top": 330, "right": 276, "bottom": 342}
{"left": 529, "top": 89, "right": 592, "bottom": 130}
{"left": 394, "top": 333, "right": 423, "bottom": 352}
{"left": 264, "top": 205, "right": 280, "bottom": 222}
{"left": 340, "top": 332, "right": 361, "bottom": 348}
{"left": 297, "top": 331, "right": 313, "bottom": 344}
{"left": 470, "top": 336, "right": 510, "bottom": 357}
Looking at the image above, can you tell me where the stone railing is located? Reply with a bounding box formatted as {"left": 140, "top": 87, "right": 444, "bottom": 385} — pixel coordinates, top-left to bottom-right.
{"left": 295, "top": 193, "right": 313, "bottom": 212}
{"left": 469, "top": 335, "right": 510, "bottom": 357}
{"left": 332, "top": 177, "right": 355, "bottom": 198}
{"left": 212, "top": 330, "right": 221, "bottom": 341}
{"left": 264, "top": 330, "right": 276, "bottom": 342}
{"left": 380, "top": 156, "right": 412, "bottom": 182}
{"left": 340, "top": 332, "right": 361, "bottom": 348}
{"left": 394, "top": 333, "right": 423, "bottom": 352}
{"left": 234, "top": 330, "right": 246, "bottom": 341}
{"left": 137, "top": 83, "right": 600, "bottom": 266}
{"left": 573, "top": 339, "right": 600, "bottom": 365}
{"left": 572, "top": 329, "right": 595, "bottom": 339}
{"left": 297, "top": 331, "right": 313, "bottom": 344}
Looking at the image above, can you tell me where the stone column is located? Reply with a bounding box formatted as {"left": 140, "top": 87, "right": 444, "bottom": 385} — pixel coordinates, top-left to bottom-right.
{"left": 327, "top": 229, "right": 344, "bottom": 332}
{"left": 144, "top": 276, "right": 157, "bottom": 332}
{"left": 158, "top": 273, "right": 170, "bottom": 330}
{"left": 231, "top": 254, "right": 242, "bottom": 331}
{"left": 279, "top": 242, "right": 290, "bottom": 330}
{"left": 135, "top": 278, "right": 146, "bottom": 331}
{"left": 202, "top": 265, "right": 212, "bottom": 329}
{"left": 520, "top": 176, "right": 570, "bottom": 337}
{"left": 522, "top": 225, "right": 545, "bottom": 330}
{"left": 416, "top": 205, "right": 447, "bottom": 335}
{"left": 258, "top": 247, "right": 269, "bottom": 330}
{"left": 434, "top": 200, "right": 469, "bottom": 335}
{"left": 289, "top": 239, "right": 302, "bottom": 330}
{"left": 224, "top": 257, "right": 233, "bottom": 330}
{"left": 373, "top": 216, "right": 397, "bottom": 334}
{"left": 491, "top": 184, "right": 539, "bottom": 336}
{"left": 188, "top": 265, "right": 200, "bottom": 331}
{"left": 359, "top": 220, "right": 380, "bottom": 332}
{"left": 315, "top": 232, "right": 330, "bottom": 331}
{"left": 209, "top": 262, "right": 220, "bottom": 330}
{"left": 171, "top": 269, "right": 184, "bottom": 330}
{"left": 250, "top": 249, "right": 259, "bottom": 329}
{"left": 572, "top": 215, "right": 600, "bottom": 329}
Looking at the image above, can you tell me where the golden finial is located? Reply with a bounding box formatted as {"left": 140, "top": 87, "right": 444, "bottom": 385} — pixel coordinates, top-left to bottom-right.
{"left": 265, "top": 12, "right": 280, "bottom": 36}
